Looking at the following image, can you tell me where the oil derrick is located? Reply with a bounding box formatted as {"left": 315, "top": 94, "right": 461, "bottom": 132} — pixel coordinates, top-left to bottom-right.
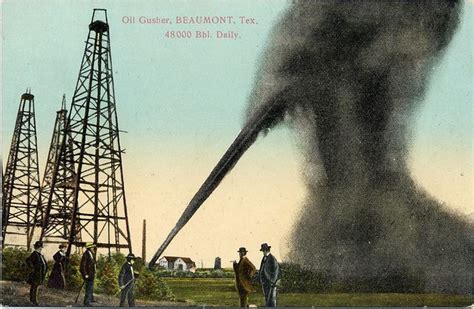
{"left": 2, "top": 90, "right": 41, "bottom": 249}
{"left": 31, "top": 95, "right": 79, "bottom": 244}
{"left": 41, "top": 9, "right": 132, "bottom": 256}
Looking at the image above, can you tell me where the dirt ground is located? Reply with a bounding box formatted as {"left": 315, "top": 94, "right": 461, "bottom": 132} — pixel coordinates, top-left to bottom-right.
{"left": 0, "top": 280, "right": 184, "bottom": 307}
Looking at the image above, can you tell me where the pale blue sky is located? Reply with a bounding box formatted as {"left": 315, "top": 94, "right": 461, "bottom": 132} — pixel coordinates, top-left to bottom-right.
{"left": 2, "top": 1, "right": 472, "bottom": 263}
{"left": 2, "top": 1, "right": 471, "bottom": 156}
{"left": 2, "top": 0, "right": 289, "bottom": 152}
{"left": 416, "top": 2, "right": 472, "bottom": 145}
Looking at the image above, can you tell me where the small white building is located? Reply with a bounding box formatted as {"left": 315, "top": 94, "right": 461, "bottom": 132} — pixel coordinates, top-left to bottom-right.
{"left": 158, "top": 256, "right": 196, "bottom": 272}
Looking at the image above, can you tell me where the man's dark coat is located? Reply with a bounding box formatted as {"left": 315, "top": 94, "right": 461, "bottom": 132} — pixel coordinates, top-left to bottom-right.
{"left": 259, "top": 253, "right": 280, "bottom": 287}
{"left": 118, "top": 261, "right": 136, "bottom": 307}
{"left": 80, "top": 249, "right": 96, "bottom": 279}
{"left": 26, "top": 250, "right": 48, "bottom": 285}
{"left": 233, "top": 256, "right": 257, "bottom": 293}
{"left": 259, "top": 253, "right": 280, "bottom": 307}
{"left": 118, "top": 262, "right": 135, "bottom": 287}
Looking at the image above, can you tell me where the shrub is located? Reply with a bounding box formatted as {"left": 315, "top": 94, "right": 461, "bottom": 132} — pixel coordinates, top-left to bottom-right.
{"left": 279, "top": 262, "right": 328, "bottom": 293}
{"left": 3, "top": 248, "right": 177, "bottom": 300}
{"left": 1, "top": 247, "right": 30, "bottom": 282}
{"left": 96, "top": 254, "right": 121, "bottom": 295}
{"left": 133, "top": 257, "right": 145, "bottom": 270}
{"left": 339, "top": 269, "right": 424, "bottom": 293}
{"left": 64, "top": 253, "right": 83, "bottom": 291}
{"left": 278, "top": 262, "right": 424, "bottom": 293}
{"left": 135, "top": 268, "right": 175, "bottom": 301}
{"left": 93, "top": 252, "right": 175, "bottom": 300}
{"left": 110, "top": 252, "right": 126, "bottom": 267}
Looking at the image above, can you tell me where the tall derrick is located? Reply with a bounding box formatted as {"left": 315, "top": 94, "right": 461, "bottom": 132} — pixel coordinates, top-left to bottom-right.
{"left": 2, "top": 90, "right": 41, "bottom": 250}
{"left": 31, "top": 95, "right": 78, "bottom": 244}
{"left": 40, "top": 9, "right": 132, "bottom": 255}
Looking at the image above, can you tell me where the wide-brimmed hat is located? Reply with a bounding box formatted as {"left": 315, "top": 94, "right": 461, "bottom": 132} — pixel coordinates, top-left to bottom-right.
{"left": 237, "top": 247, "right": 248, "bottom": 253}
{"left": 260, "top": 243, "right": 271, "bottom": 251}
{"left": 59, "top": 243, "right": 67, "bottom": 249}
{"left": 126, "top": 253, "right": 136, "bottom": 260}
{"left": 85, "top": 243, "right": 96, "bottom": 249}
{"left": 33, "top": 241, "right": 43, "bottom": 249}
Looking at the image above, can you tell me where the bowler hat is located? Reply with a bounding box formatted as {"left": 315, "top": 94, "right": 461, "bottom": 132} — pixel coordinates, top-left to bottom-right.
{"left": 260, "top": 243, "right": 271, "bottom": 251}
{"left": 237, "top": 247, "right": 248, "bottom": 253}
{"left": 85, "top": 242, "right": 96, "bottom": 249}
{"left": 33, "top": 241, "right": 43, "bottom": 249}
{"left": 126, "top": 253, "right": 136, "bottom": 260}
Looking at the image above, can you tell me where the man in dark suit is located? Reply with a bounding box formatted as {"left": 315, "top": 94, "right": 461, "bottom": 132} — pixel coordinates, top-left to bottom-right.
{"left": 26, "top": 240, "right": 48, "bottom": 306}
{"left": 118, "top": 253, "right": 137, "bottom": 307}
{"left": 258, "top": 243, "right": 280, "bottom": 307}
{"left": 233, "top": 247, "right": 257, "bottom": 307}
{"left": 80, "top": 243, "right": 96, "bottom": 306}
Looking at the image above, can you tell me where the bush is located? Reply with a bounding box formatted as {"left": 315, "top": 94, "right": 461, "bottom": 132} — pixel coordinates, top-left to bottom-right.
{"left": 133, "top": 257, "right": 145, "bottom": 270}
{"left": 339, "top": 270, "right": 424, "bottom": 293}
{"left": 1, "top": 247, "right": 30, "bottom": 282}
{"left": 2, "top": 247, "right": 82, "bottom": 290}
{"left": 278, "top": 262, "right": 424, "bottom": 293}
{"left": 93, "top": 252, "right": 175, "bottom": 300}
{"left": 135, "top": 268, "right": 175, "bottom": 301}
{"left": 64, "top": 253, "right": 83, "bottom": 291}
{"left": 2, "top": 248, "right": 177, "bottom": 300}
{"left": 96, "top": 254, "right": 121, "bottom": 295}
{"left": 279, "top": 262, "right": 328, "bottom": 293}
{"left": 110, "top": 252, "right": 126, "bottom": 267}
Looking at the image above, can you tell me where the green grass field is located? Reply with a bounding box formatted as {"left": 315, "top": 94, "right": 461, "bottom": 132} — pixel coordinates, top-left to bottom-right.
{"left": 163, "top": 278, "right": 474, "bottom": 307}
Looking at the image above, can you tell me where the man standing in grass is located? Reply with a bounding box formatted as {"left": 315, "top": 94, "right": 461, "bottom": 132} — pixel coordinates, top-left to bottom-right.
{"left": 26, "top": 240, "right": 48, "bottom": 306}
{"left": 258, "top": 243, "right": 280, "bottom": 307}
{"left": 233, "top": 247, "right": 257, "bottom": 307}
{"left": 80, "top": 243, "right": 97, "bottom": 306}
{"left": 118, "top": 253, "right": 137, "bottom": 307}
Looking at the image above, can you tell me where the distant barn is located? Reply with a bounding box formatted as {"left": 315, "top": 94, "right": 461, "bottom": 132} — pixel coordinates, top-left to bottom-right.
{"left": 158, "top": 256, "right": 197, "bottom": 272}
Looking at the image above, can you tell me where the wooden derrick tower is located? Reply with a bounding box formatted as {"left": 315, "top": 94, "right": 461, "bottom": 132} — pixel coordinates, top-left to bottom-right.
{"left": 40, "top": 9, "right": 132, "bottom": 255}
{"left": 2, "top": 90, "right": 41, "bottom": 250}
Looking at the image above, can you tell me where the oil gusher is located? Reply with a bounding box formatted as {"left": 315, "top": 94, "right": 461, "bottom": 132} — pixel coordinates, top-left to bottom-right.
{"left": 149, "top": 95, "right": 287, "bottom": 268}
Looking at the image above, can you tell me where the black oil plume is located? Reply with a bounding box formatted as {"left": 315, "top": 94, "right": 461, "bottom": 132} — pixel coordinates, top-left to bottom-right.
{"left": 258, "top": 0, "right": 472, "bottom": 293}
{"left": 152, "top": 1, "right": 473, "bottom": 293}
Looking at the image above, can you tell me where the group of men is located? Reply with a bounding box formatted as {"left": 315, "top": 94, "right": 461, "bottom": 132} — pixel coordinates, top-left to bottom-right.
{"left": 233, "top": 243, "right": 280, "bottom": 307}
{"left": 26, "top": 240, "right": 280, "bottom": 307}
{"left": 25, "top": 241, "right": 137, "bottom": 307}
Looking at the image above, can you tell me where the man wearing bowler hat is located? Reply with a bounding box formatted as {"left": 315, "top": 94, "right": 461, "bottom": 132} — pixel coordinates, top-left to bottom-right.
{"left": 258, "top": 243, "right": 280, "bottom": 307}
{"left": 80, "top": 243, "right": 97, "bottom": 306}
{"left": 233, "top": 247, "right": 257, "bottom": 307}
{"left": 26, "top": 240, "right": 48, "bottom": 305}
{"left": 118, "top": 253, "right": 137, "bottom": 307}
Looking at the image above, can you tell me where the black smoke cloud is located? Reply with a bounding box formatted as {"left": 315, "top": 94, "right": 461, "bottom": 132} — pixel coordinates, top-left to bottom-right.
{"left": 246, "top": 1, "right": 473, "bottom": 293}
